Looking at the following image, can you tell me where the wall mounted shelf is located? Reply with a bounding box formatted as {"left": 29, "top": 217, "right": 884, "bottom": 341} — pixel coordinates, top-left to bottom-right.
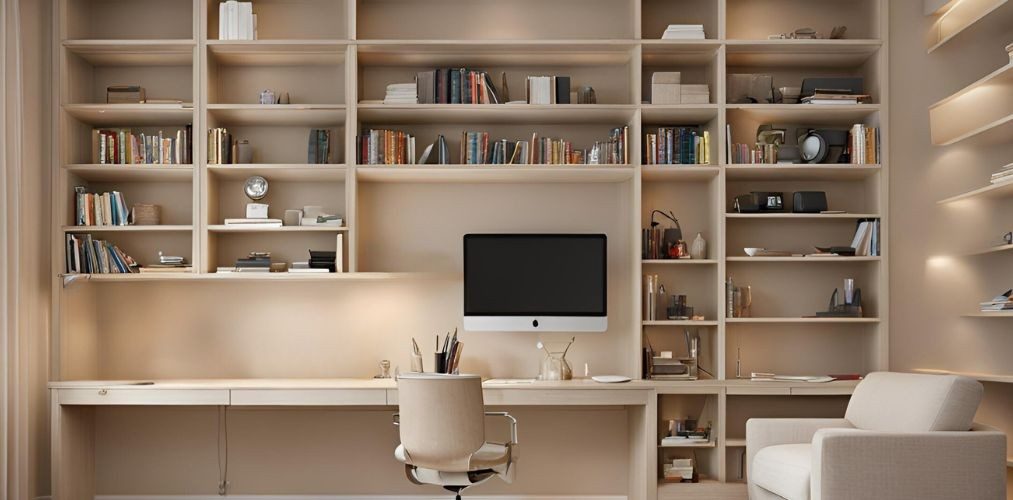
{"left": 926, "top": 0, "right": 1011, "bottom": 53}
{"left": 938, "top": 179, "right": 1013, "bottom": 204}
{"left": 929, "top": 62, "right": 1013, "bottom": 146}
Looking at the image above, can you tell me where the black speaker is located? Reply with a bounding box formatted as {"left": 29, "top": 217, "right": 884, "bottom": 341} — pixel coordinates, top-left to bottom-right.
{"left": 793, "top": 191, "right": 828, "bottom": 213}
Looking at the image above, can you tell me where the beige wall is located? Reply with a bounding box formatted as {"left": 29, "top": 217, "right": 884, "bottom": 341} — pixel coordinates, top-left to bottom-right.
{"left": 888, "top": 0, "right": 1013, "bottom": 492}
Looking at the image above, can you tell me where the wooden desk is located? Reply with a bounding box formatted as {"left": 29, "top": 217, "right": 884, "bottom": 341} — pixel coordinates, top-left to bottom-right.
{"left": 49, "top": 378, "right": 857, "bottom": 500}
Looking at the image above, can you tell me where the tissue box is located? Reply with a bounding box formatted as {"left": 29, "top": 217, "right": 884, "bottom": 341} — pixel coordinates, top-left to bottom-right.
{"left": 651, "top": 72, "right": 682, "bottom": 104}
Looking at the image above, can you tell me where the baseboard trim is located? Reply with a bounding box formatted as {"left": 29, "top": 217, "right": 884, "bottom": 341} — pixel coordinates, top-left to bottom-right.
{"left": 95, "top": 495, "right": 627, "bottom": 500}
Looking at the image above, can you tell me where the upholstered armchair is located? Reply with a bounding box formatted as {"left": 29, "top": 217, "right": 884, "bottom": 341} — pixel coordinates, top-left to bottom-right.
{"left": 747, "top": 372, "right": 1007, "bottom": 500}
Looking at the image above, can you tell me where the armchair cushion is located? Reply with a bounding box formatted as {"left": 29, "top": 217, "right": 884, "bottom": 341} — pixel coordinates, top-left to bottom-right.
{"left": 845, "top": 372, "right": 982, "bottom": 432}
{"left": 752, "top": 443, "right": 812, "bottom": 500}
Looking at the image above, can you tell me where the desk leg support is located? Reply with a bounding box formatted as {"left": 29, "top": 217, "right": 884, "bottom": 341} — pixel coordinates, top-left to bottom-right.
{"left": 51, "top": 397, "right": 95, "bottom": 500}
{"left": 628, "top": 397, "right": 657, "bottom": 500}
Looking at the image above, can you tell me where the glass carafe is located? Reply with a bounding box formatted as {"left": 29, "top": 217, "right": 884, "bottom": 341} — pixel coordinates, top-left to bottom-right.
{"left": 537, "top": 339, "right": 574, "bottom": 380}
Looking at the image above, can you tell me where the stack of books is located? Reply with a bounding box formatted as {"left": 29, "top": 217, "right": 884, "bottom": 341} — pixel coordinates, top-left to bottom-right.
{"left": 662, "top": 458, "right": 695, "bottom": 482}
{"left": 309, "top": 250, "right": 337, "bottom": 272}
{"left": 139, "top": 253, "right": 191, "bottom": 274}
{"left": 990, "top": 162, "right": 1013, "bottom": 185}
{"left": 74, "top": 187, "right": 129, "bottom": 226}
{"left": 218, "top": 252, "right": 271, "bottom": 273}
{"left": 65, "top": 234, "right": 137, "bottom": 274}
{"left": 106, "top": 85, "right": 144, "bottom": 104}
{"left": 801, "top": 91, "right": 870, "bottom": 105}
{"left": 307, "top": 129, "right": 332, "bottom": 164}
{"left": 644, "top": 127, "right": 710, "bottom": 165}
{"left": 525, "top": 76, "right": 570, "bottom": 105}
{"left": 218, "top": 0, "right": 256, "bottom": 40}
{"left": 850, "top": 218, "right": 880, "bottom": 257}
{"left": 849, "top": 124, "right": 880, "bottom": 164}
{"left": 356, "top": 129, "right": 416, "bottom": 165}
{"left": 661, "top": 24, "right": 705, "bottom": 40}
{"left": 415, "top": 69, "right": 500, "bottom": 104}
{"left": 980, "top": 289, "right": 1012, "bottom": 312}
{"left": 92, "top": 126, "right": 192, "bottom": 165}
{"left": 208, "top": 128, "right": 234, "bottom": 164}
{"left": 382, "top": 83, "right": 417, "bottom": 104}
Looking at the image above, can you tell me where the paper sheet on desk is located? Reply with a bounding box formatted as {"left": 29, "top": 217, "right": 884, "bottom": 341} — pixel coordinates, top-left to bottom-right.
{"left": 751, "top": 375, "right": 835, "bottom": 383}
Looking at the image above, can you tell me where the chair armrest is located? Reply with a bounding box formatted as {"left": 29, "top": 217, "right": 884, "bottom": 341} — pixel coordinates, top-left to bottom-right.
{"left": 392, "top": 413, "right": 400, "bottom": 427}
{"left": 485, "top": 411, "right": 518, "bottom": 445}
{"left": 746, "top": 418, "right": 851, "bottom": 499}
{"left": 811, "top": 425, "right": 1007, "bottom": 500}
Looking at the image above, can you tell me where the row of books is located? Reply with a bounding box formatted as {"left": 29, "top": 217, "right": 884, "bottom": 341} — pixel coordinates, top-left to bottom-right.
{"left": 74, "top": 187, "right": 129, "bottom": 226}
{"left": 65, "top": 234, "right": 137, "bottom": 274}
{"left": 357, "top": 127, "right": 628, "bottom": 165}
{"left": 849, "top": 124, "right": 880, "bottom": 165}
{"left": 307, "top": 129, "right": 334, "bottom": 164}
{"left": 207, "top": 128, "right": 235, "bottom": 164}
{"left": 357, "top": 129, "right": 416, "bottom": 165}
{"left": 415, "top": 68, "right": 501, "bottom": 105}
{"left": 990, "top": 162, "right": 1013, "bottom": 185}
{"left": 643, "top": 127, "right": 710, "bottom": 165}
{"left": 526, "top": 76, "right": 570, "bottom": 105}
{"left": 92, "top": 127, "right": 192, "bottom": 165}
{"left": 729, "top": 143, "right": 779, "bottom": 164}
{"left": 851, "top": 219, "right": 880, "bottom": 257}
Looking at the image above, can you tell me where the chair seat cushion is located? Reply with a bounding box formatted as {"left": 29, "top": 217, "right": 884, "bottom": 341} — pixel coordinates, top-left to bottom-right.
{"left": 394, "top": 442, "right": 510, "bottom": 470}
{"left": 752, "top": 443, "right": 812, "bottom": 500}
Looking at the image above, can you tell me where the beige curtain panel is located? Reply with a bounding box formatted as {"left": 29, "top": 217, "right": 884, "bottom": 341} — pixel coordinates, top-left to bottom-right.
{"left": 2, "top": 0, "right": 27, "bottom": 497}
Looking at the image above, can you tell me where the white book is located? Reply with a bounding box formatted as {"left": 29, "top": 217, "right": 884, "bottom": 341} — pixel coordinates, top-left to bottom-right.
{"left": 335, "top": 233, "right": 344, "bottom": 273}
{"left": 240, "top": 2, "right": 253, "bottom": 40}
{"left": 219, "top": 2, "right": 227, "bottom": 40}
{"left": 288, "top": 268, "right": 329, "bottom": 274}
{"left": 227, "top": 0, "right": 239, "bottom": 40}
{"left": 850, "top": 221, "right": 869, "bottom": 252}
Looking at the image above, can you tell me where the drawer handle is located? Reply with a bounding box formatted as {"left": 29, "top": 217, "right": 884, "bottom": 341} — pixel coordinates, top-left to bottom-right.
{"left": 98, "top": 389, "right": 108, "bottom": 396}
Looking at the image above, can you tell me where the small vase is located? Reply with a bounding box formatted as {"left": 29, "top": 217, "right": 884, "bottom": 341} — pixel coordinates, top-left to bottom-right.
{"left": 690, "top": 233, "right": 707, "bottom": 260}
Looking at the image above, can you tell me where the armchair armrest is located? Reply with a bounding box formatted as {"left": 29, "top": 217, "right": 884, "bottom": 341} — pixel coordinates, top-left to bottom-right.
{"left": 811, "top": 424, "right": 1007, "bottom": 500}
{"left": 746, "top": 418, "right": 851, "bottom": 499}
{"left": 485, "top": 411, "right": 518, "bottom": 445}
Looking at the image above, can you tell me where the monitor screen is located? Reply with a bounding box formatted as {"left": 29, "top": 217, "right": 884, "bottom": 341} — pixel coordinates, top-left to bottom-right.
{"left": 464, "top": 234, "right": 607, "bottom": 317}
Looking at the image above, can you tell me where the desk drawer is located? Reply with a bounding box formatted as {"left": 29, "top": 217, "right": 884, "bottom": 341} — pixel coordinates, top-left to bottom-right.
{"left": 57, "top": 388, "right": 229, "bottom": 405}
{"left": 230, "top": 389, "right": 387, "bottom": 406}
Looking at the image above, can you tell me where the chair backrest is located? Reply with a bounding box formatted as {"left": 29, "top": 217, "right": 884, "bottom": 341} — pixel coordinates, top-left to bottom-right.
{"left": 845, "top": 372, "right": 983, "bottom": 432}
{"left": 397, "top": 373, "right": 486, "bottom": 472}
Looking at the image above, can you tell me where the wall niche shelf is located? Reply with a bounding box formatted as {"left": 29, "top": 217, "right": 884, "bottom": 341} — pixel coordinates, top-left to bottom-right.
{"left": 926, "top": 0, "right": 1012, "bottom": 53}
{"left": 938, "top": 179, "right": 1013, "bottom": 204}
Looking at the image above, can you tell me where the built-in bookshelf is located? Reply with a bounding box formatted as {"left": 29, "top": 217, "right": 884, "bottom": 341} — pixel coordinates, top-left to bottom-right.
{"left": 50, "top": 0, "right": 889, "bottom": 498}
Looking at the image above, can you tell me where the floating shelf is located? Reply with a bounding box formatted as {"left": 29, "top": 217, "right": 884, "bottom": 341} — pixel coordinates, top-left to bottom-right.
{"left": 207, "top": 164, "right": 347, "bottom": 181}
{"left": 643, "top": 320, "right": 718, "bottom": 326}
{"left": 938, "top": 179, "right": 1013, "bottom": 204}
{"left": 356, "top": 103, "right": 637, "bottom": 125}
{"left": 207, "top": 225, "right": 347, "bottom": 233}
{"left": 641, "top": 165, "right": 720, "bottom": 181}
{"left": 63, "top": 225, "right": 192, "bottom": 233}
{"left": 642, "top": 259, "right": 717, "bottom": 265}
{"left": 966, "top": 243, "right": 1013, "bottom": 257}
{"left": 207, "top": 104, "right": 346, "bottom": 126}
{"left": 726, "top": 256, "right": 881, "bottom": 262}
{"left": 929, "top": 62, "right": 1013, "bottom": 146}
{"left": 927, "top": 0, "right": 1012, "bottom": 53}
{"left": 355, "top": 165, "right": 634, "bottom": 183}
{"left": 725, "top": 317, "right": 880, "bottom": 324}
{"left": 913, "top": 368, "right": 1013, "bottom": 384}
{"left": 961, "top": 311, "right": 1013, "bottom": 318}
{"left": 63, "top": 39, "right": 196, "bottom": 65}
{"left": 63, "top": 104, "right": 194, "bottom": 126}
{"left": 724, "top": 164, "right": 881, "bottom": 181}
{"left": 64, "top": 164, "right": 194, "bottom": 181}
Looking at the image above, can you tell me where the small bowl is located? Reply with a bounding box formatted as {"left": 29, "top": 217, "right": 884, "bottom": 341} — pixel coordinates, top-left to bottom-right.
{"left": 744, "top": 247, "right": 764, "bottom": 257}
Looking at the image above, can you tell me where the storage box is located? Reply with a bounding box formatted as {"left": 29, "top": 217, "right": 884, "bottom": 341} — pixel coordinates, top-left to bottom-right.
{"left": 680, "top": 84, "right": 710, "bottom": 104}
{"left": 651, "top": 72, "right": 682, "bottom": 105}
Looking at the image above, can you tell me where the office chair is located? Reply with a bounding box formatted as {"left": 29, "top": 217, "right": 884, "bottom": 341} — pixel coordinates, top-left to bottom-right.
{"left": 393, "top": 373, "right": 517, "bottom": 500}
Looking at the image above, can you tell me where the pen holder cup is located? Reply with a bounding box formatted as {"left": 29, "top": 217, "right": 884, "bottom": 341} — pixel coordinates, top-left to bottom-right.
{"left": 434, "top": 354, "right": 447, "bottom": 374}
{"left": 410, "top": 353, "right": 424, "bottom": 373}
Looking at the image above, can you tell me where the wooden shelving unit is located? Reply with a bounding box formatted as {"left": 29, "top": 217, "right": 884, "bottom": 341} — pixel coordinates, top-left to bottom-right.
{"left": 50, "top": 0, "right": 889, "bottom": 498}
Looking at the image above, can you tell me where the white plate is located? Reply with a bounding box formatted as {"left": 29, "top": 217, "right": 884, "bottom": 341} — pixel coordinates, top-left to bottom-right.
{"left": 592, "top": 375, "right": 632, "bottom": 384}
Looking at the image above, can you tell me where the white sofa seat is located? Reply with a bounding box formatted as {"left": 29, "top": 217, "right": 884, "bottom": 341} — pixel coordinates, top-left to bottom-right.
{"left": 752, "top": 443, "right": 812, "bottom": 500}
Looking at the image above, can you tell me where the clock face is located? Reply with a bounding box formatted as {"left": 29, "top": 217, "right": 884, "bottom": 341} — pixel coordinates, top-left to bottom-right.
{"left": 244, "top": 176, "right": 268, "bottom": 200}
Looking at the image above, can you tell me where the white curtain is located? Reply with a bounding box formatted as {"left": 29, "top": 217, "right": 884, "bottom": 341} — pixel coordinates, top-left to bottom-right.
{"left": 1, "top": 0, "right": 27, "bottom": 496}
